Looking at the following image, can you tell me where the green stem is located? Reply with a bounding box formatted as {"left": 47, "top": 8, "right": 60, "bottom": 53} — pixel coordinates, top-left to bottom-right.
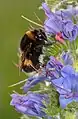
{"left": 65, "top": 112, "right": 75, "bottom": 119}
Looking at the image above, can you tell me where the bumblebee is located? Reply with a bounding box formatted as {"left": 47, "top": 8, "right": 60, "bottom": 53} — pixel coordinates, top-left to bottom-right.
{"left": 19, "top": 29, "right": 51, "bottom": 73}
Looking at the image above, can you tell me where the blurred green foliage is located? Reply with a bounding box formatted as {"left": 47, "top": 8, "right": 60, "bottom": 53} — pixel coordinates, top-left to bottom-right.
{"left": 0, "top": 0, "right": 45, "bottom": 119}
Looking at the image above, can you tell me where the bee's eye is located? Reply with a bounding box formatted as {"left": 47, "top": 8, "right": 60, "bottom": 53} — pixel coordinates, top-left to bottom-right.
{"left": 35, "top": 36, "right": 37, "bottom": 38}
{"left": 38, "top": 34, "right": 43, "bottom": 40}
{"left": 38, "top": 34, "right": 41, "bottom": 37}
{"left": 35, "top": 34, "right": 42, "bottom": 40}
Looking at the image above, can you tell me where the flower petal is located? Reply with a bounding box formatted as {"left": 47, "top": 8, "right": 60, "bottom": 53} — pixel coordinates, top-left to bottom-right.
{"left": 61, "top": 65, "right": 75, "bottom": 77}
{"left": 10, "top": 93, "right": 47, "bottom": 117}
{"left": 42, "top": 2, "right": 55, "bottom": 18}
{"left": 59, "top": 95, "right": 73, "bottom": 108}
{"left": 62, "top": 20, "right": 78, "bottom": 41}
{"left": 23, "top": 75, "right": 46, "bottom": 92}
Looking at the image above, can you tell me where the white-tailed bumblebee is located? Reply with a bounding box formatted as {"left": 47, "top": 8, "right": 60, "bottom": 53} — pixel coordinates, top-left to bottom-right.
{"left": 19, "top": 29, "right": 53, "bottom": 73}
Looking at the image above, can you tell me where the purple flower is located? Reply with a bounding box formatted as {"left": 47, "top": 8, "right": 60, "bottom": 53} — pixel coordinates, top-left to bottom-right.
{"left": 55, "top": 6, "right": 78, "bottom": 20}
{"left": 42, "top": 3, "right": 62, "bottom": 35}
{"left": 10, "top": 92, "right": 48, "bottom": 117}
{"left": 46, "top": 56, "right": 63, "bottom": 70}
{"left": 62, "top": 20, "right": 78, "bottom": 41}
{"left": 46, "top": 56, "right": 63, "bottom": 79}
{"left": 23, "top": 70, "right": 47, "bottom": 92}
{"left": 23, "top": 56, "right": 63, "bottom": 92}
{"left": 52, "top": 65, "right": 78, "bottom": 108}
{"left": 42, "top": 2, "right": 78, "bottom": 41}
{"left": 42, "top": 2, "right": 55, "bottom": 18}
{"left": 61, "top": 51, "right": 74, "bottom": 65}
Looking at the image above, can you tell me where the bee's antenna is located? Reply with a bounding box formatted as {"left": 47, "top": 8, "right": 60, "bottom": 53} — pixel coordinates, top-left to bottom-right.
{"left": 21, "top": 15, "right": 43, "bottom": 28}
{"left": 28, "top": 23, "right": 34, "bottom": 30}
{"left": 18, "top": 60, "right": 21, "bottom": 76}
{"left": 8, "top": 78, "right": 28, "bottom": 88}
{"left": 12, "top": 61, "right": 20, "bottom": 76}
{"left": 12, "top": 61, "right": 19, "bottom": 68}
{"left": 30, "top": 64, "right": 39, "bottom": 73}
{"left": 34, "top": 12, "right": 43, "bottom": 24}
{"left": 17, "top": 52, "right": 21, "bottom": 76}
{"left": 12, "top": 90, "right": 19, "bottom": 94}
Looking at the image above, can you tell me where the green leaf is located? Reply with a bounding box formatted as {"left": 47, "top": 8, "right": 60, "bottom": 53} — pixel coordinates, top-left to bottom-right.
{"left": 65, "top": 112, "right": 75, "bottom": 119}
{"left": 60, "top": 102, "right": 78, "bottom": 119}
{"left": 20, "top": 115, "right": 29, "bottom": 119}
{"left": 43, "top": 85, "right": 62, "bottom": 116}
{"left": 44, "top": 37, "right": 67, "bottom": 63}
{"left": 20, "top": 115, "right": 38, "bottom": 119}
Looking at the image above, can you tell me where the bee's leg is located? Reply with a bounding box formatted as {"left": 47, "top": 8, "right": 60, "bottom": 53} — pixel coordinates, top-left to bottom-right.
{"left": 12, "top": 61, "right": 19, "bottom": 68}
{"left": 17, "top": 53, "right": 20, "bottom": 57}
{"left": 30, "top": 64, "right": 39, "bottom": 73}
{"left": 24, "top": 59, "right": 32, "bottom": 66}
{"left": 12, "top": 61, "right": 22, "bottom": 72}
{"left": 44, "top": 40, "right": 56, "bottom": 46}
{"left": 24, "top": 59, "right": 39, "bottom": 73}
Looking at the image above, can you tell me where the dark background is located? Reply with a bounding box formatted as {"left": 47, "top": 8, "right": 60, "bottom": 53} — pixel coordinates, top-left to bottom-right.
{"left": 0, "top": 0, "right": 44, "bottom": 118}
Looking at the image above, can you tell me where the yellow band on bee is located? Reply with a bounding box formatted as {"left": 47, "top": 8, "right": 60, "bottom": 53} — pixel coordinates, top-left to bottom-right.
{"left": 26, "top": 31, "right": 35, "bottom": 40}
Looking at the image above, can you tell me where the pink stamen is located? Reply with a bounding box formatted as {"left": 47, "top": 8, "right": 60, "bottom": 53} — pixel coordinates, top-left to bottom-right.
{"left": 55, "top": 32, "right": 66, "bottom": 45}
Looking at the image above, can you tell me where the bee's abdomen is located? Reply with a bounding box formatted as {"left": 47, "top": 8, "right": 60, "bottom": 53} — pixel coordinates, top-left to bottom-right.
{"left": 20, "top": 34, "right": 30, "bottom": 51}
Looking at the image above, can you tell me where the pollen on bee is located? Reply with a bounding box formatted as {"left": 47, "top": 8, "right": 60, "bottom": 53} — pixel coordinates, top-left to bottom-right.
{"left": 24, "top": 59, "right": 33, "bottom": 66}
{"left": 26, "top": 31, "right": 35, "bottom": 40}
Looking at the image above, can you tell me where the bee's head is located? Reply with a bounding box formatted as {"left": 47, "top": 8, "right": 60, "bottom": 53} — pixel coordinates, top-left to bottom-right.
{"left": 33, "top": 29, "right": 47, "bottom": 41}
